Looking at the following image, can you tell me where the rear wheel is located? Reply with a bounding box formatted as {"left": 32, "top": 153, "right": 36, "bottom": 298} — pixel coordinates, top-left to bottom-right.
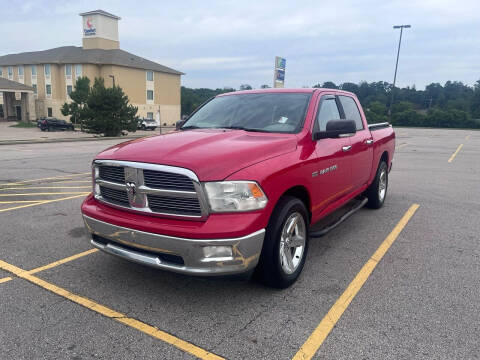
{"left": 141, "top": 124, "right": 146, "bottom": 130}
{"left": 256, "top": 196, "right": 309, "bottom": 288}
{"left": 365, "top": 160, "right": 388, "bottom": 209}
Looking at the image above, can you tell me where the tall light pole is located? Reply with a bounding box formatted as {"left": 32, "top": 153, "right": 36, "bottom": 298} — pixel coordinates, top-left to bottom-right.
{"left": 389, "top": 24, "right": 411, "bottom": 119}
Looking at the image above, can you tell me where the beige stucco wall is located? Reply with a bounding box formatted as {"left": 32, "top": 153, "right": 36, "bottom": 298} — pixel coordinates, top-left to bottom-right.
{"left": 0, "top": 61, "right": 181, "bottom": 123}
{"left": 82, "top": 37, "right": 119, "bottom": 50}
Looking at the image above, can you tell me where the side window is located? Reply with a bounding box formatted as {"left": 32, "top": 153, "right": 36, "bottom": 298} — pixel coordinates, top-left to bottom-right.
{"left": 339, "top": 95, "right": 363, "bottom": 130}
{"left": 317, "top": 97, "right": 341, "bottom": 131}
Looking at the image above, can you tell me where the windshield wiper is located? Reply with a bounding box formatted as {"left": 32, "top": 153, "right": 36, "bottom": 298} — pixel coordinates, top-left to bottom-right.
{"left": 217, "top": 126, "right": 270, "bottom": 133}
{"left": 180, "top": 125, "right": 202, "bottom": 130}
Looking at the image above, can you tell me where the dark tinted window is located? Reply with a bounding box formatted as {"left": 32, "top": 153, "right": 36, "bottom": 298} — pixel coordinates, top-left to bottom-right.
{"left": 317, "top": 98, "right": 341, "bottom": 131}
{"left": 339, "top": 96, "right": 363, "bottom": 130}
{"left": 183, "top": 93, "right": 312, "bottom": 133}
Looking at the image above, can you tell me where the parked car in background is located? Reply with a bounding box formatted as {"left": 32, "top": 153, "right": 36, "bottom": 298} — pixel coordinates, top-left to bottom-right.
{"left": 40, "top": 118, "right": 74, "bottom": 131}
{"left": 137, "top": 118, "right": 158, "bottom": 131}
{"left": 36, "top": 117, "right": 46, "bottom": 128}
{"left": 82, "top": 88, "right": 395, "bottom": 288}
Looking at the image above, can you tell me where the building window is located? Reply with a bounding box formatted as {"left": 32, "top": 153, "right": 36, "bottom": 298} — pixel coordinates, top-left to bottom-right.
{"left": 47, "top": 107, "right": 53, "bottom": 117}
{"left": 8, "top": 67, "right": 13, "bottom": 79}
{"left": 31, "top": 65, "right": 37, "bottom": 76}
{"left": 18, "top": 66, "right": 24, "bottom": 77}
{"left": 33, "top": 84, "right": 37, "bottom": 95}
{"left": 67, "top": 85, "right": 73, "bottom": 96}
{"left": 146, "top": 70, "right": 154, "bottom": 81}
{"left": 75, "top": 64, "right": 82, "bottom": 78}
{"left": 65, "top": 64, "right": 72, "bottom": 78}
{"left": 44, "top": 64, "right": 51, "bottom": 77}
{"left": 147, "top": 90, "right": 154, "bottom": 101}
{"left": 0, "top": 68, "right": 2, "bottom": 77}
{"left": 46, "top": 84, "right": 52, "bottom": 97}
{"left": 146, "top": 112, "right": 154, "bottom": 119}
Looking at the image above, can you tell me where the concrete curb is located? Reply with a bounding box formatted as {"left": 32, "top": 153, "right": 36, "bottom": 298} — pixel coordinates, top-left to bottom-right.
{"left": 0, "top": 134, "right": 147, "bottom": 146}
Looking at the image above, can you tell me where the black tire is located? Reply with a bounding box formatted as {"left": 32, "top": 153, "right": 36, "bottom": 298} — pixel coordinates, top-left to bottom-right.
{"left": 141, "top": 124, "right": 146, "bottom": 130}
{"left": 255, "top": 196, "right": 309, "bottom": 288}
{"left": 365, "top": 160, "right": 388, "bottom": 209}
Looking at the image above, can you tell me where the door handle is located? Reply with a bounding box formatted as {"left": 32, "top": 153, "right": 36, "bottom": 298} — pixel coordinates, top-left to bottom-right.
{"left": 342, "top": 145, "right": 352, "bottom": 152}
{"left": 366, "top": 139, "right": 374, "bottom": 145}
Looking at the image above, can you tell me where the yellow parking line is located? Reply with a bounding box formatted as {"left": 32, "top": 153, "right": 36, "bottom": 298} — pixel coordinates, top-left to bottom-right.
{"left": 0, "top": 259, "right": 224, "bottom": 360}
{"left": 28, "top": 249, "right": 98, "bottom": 275}
{"left": 397, "top": 143, "right": 408, "bottom": 149}
{"left": 1, "top": 172, "right": 90, "bottom": 186}
{"left": 465, "top": 135, "right": 470, "bottom": 140}
{"left": 0, "top": 186, "right": 91, "bottom": 191}
{"left": 448, "top": 144, "right": 464, "bottom": 163}
{"left": 0, "top": 200, "right": 45, "bottom": 204}
{"left": 49, "top": 180, "right": 91, "bottom": 184}
{"left": 292, "top": 204, "right": 420, "bottom": 360}
{"left": 0, "top": 194, "right": 89, "bottom": 213}
{"left": 0, "top": 277, "right": 12, "bottom": 284}
{"left": 0, "top": 249, "right": 98, "bottom": 285}
{"left": 0, "top": 192, "right": 89, "bottom": 196}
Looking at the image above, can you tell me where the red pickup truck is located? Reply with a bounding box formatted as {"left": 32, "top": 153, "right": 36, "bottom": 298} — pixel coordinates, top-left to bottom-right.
{"left": 81, "top": 88, "right": 395, "bottom": 288}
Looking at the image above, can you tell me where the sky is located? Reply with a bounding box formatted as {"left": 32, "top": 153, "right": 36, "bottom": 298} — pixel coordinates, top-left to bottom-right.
{"left": 1, "top": 0, "right": 480, "bottom": 90}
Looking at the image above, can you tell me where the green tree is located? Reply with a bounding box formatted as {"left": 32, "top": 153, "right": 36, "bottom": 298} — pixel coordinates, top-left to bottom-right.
{"left": 61, "top": 76, "right": 90, "bottom": 126}
{"left": 80, "top": 78, "right": 138, "bottom": 137}
{"left": 365, "top": 101, "right": 388, "bottom": 124}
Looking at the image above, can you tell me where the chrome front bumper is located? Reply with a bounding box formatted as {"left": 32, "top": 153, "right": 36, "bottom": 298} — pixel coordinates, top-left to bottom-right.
{"left": 82, "top": 215, "right": 265, "bottom": 276}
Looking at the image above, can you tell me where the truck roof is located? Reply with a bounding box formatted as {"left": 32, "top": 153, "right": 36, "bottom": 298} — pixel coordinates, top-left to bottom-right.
{"left": 217, "top": 88, "right": 356, "bottom": 97}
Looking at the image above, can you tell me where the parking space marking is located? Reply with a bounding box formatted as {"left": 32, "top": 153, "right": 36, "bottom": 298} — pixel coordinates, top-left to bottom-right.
{"left": 396, "top": 143, "right": 408, "bottom": 149}
{"left": 448, "top": 144, "right": 464, "bottom": 163}
{"left": 292, "top": 204, "right": 420, "bottom": 360}
{"left": 28, "top": 249, "right": 98, "bottom": 275}
{"left": 465, "top": 135, "right": 471, "bottom": 140}
{"left": 0, "top": 276, "right": 12, "bottom": 283}
{"left": 0, "top": 249, "right": 99, "bottom": 286}
{"left": 0, "top": 186, "right": 91, "bottom": 191}
{"left": 0, "top": 192, "right": 89, "bottom": 196}
{"left": 0, "top": 200, "right": 44, "bottom": 204}
{"left": 0, "top": 259, "right": 224, "bottom": 360}
{"left": 0, "top": 172, "right": 90, "bottom": 187}
{"left": 0, "top": 194, "right": 88, "bottom": 213}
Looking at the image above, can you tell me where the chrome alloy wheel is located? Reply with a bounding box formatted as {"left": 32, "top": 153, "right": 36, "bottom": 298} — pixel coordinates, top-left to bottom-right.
{"left": 378, "top": 168, "right": 387, "bottom": 202}
{"left": 279, "top": 212, "right": 306, "bottom": 275}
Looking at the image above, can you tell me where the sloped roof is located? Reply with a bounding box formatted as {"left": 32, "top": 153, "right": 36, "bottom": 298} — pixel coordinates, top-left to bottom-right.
{"left": 0, "top": 46, "right": 183, "bottom": 75}
{"left": 0, "top": 77, "right": 35, "bottom": 92}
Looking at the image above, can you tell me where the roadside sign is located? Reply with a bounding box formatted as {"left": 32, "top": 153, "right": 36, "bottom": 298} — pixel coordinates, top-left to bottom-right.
{"left": 274, "top": 56, "right": 286, "bottom": 88}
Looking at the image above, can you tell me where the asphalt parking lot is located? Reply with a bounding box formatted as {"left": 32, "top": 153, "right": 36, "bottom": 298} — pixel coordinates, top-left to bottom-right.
{"left": 0, "top": 128, "right": 478, "bottom": 359}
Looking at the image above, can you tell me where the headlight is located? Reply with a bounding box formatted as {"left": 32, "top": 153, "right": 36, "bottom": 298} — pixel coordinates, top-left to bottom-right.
{"left": 92, "top": 163, "right": 100, "bottom": 196}
{"left": 203, "top": 181, "right": 268, "bottom": 212}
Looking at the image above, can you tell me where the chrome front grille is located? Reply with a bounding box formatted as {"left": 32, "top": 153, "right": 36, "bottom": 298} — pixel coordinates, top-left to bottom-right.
{"left": 147, "top": 194, "right": 202, "bottom": 215}
{"left": 93, "top": 161, "right": 208, "bottom": 220}
{"left": 143, "top": 169, "right": 195, "bottom": 191}
{"left": 99, "top": 165, "right": 125, "bottom": 184}
{"left": 100, "top": 186, "right": 129, "bottom": 206}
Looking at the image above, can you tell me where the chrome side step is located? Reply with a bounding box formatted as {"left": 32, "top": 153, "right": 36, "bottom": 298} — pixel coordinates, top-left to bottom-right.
{"left": 309, "top": 197, "right": 368, "bottom": 238}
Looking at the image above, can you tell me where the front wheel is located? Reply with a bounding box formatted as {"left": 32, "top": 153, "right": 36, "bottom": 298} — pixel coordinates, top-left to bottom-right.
{"left": 256, "top": 196, "right": 309, "bottom": 288}
{"left": 365, "top": 161, "right": 388, "bottom": 209}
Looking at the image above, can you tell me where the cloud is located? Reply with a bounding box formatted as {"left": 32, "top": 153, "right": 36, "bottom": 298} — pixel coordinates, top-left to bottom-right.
{"left": 1, "top": 0, "right": 480, "bottom": 89}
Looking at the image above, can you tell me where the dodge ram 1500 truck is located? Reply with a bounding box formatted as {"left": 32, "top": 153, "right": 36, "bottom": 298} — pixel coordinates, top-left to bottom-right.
{"left": 81, "top": 88, "right": 395, "bottom": 288}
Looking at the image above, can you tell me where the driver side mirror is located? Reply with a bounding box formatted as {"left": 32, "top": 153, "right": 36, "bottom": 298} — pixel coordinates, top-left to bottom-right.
{"left": 313, "top": 120, "right": 356, "bottom": 140}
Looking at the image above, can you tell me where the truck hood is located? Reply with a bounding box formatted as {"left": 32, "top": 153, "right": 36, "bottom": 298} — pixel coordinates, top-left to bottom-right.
{"left": 96, "top": 129, "right": 297, "bottom": 180}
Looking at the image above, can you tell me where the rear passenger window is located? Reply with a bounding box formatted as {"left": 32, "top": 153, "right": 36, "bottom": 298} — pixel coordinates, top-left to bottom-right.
{"left": 339, "top": 96, "right": 363, "bottom": 130}
{"left": 317, "top": 98, "right": 341, "bottom": 131}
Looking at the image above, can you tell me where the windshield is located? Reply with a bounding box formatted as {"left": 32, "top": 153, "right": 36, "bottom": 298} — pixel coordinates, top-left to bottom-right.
{"left": 182, "top": 93, "right": 312, "bottom": 133}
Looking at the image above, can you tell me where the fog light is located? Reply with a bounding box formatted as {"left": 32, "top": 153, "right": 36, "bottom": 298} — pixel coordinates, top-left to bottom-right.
{"left": 203, "top": 245, "right": 233, "bottom": 259}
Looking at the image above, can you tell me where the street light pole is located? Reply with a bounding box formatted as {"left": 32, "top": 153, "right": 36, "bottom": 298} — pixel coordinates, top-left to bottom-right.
{"left": 389, "top": 24, "right": 411, "bottom": 120}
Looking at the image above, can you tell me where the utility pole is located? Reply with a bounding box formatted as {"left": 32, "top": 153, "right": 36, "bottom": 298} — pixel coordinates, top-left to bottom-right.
{"left": 389, "top": 25, "right": 411, "bottom": 120}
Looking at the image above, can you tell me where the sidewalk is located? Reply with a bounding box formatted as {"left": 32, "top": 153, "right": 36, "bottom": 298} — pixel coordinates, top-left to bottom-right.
{"left": 0, "top": 122, "right": 173, "bottom": 145}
